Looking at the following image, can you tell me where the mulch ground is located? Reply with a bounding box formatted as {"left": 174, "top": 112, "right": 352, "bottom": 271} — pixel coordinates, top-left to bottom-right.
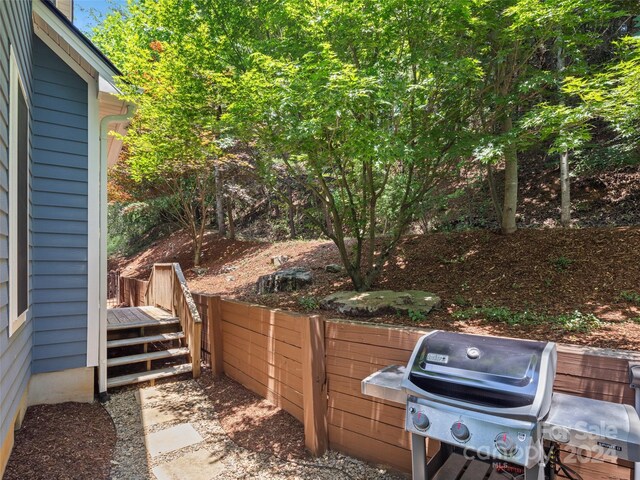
{"left": 197, "top": 371, "right": 309, "bottom": 461}
{"left": 4, "top": 402, "right": 116, "bottom": 480}
{"left": 113, "top": 226, "right": 640, "bottom": 351}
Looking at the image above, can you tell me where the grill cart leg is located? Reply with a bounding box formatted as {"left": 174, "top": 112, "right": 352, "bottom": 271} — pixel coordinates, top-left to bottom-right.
{"left": 525, "top": 461, "right": 545, "bottom": 480}
{"left": 411, "top": 433, "right": 429, "bottom": 480}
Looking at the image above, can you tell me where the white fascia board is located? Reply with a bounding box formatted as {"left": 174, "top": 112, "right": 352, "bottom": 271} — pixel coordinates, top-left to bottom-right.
{"left": 99, "top": 75, "right": 122, "bottom": 95}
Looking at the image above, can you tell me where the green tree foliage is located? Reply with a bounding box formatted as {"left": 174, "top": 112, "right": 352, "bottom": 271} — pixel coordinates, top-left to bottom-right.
{"left": 563, "top": 36, "right": 640, "bottom": 149}
{"left": 467, "top": 0, "right": 623, "bottom": 232}
{"left": 93, "top": 0, "right": 233, "bottom": 265}
{"left": 95, "top": 0, "right": 637, "bottom": 289}
{"left": 229, "top": 0, "right": 484, "bottom": 290}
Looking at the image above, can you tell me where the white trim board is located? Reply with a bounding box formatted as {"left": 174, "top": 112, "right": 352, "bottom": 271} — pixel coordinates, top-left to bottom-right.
{"left": 86, "top": 78, "right": 100, "bottom": 367}
{"left": 8, "top": 45, "right": 30, "bottom": 337}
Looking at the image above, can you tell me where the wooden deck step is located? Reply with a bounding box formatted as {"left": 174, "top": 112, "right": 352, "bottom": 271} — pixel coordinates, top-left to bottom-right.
{"left": 107, "top": 332, "right": 185, "bottom": 349}
{"left": 107, "top": 364, "right": 193, "bottom": 388}
{"left": 107, "top": 347, "right": 189, "bottom": 367}
{"left": 107, "top": 306, "right": 180, "bottom": 331}
{"left": 107, "top": 316, "right": 180, "bottom": 331}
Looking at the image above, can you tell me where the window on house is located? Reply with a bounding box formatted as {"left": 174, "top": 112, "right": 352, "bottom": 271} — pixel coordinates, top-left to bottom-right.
{"left": 9, "top": 46, "right": 29, "bottom": 336}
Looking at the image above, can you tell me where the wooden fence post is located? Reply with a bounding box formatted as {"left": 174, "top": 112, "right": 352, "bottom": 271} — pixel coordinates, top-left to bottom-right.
{"left": 302, "top": 314, "right": 328, "bottom": 456}
{"left": 118, "top": 275, "right": 124, "bottom": 304}
{"left": 208, "top": 296, "right": 224, "bottom": 376}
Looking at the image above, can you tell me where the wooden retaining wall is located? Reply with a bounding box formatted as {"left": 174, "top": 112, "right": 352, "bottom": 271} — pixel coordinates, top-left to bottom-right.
{"left": 118, "top": 275, "right": 639, "bottom": 479}
{"left": 190, "top": 294, "right": 327, "bottom": 455}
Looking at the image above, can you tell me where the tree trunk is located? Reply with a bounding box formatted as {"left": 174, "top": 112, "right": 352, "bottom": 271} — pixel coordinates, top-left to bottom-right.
{"left": 287, "top": 184, "right": 296, "bottom": 239}
{"left": 501, "top": 116, "right": 518, "bottom": 234}
{"left": 214, "top": 164, "right": 225, "bottom": 235}
{"left": 227, "top": 201, "right": 235, "bottom": 240}
{"left": 557, "top": 44, "right": 571, "bottom": 227}
{"left": 193, "top": 242, "right": 201, "bottom": 267}
{"left": 487, "top": 163, "right": 502, "bottom": 228}
{"left": 322, "top": 201, "right": 332, "bottom": 234}
{"left": 560, "top": 151, "right": 570, "bottom": 227}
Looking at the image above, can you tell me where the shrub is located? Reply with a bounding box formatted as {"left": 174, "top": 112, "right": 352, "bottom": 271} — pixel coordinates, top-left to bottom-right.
{"left": 551, "top": 255, "right": 574, "bottom": 271}
{"left": 552, "top": 311, "right": 602, "bottom": 333}
{"left": 108, "top": 197, "right": 176, "bottom": 257}
{"left": 297, "top": 296, "right": 320, "bottom": 311}
{"left": 620, "top": 290, "right": 640, "bottom": 305}
{"left": 453, "top": 306, "right": 603, "bottom": 333}
{"left": 453, "top": 306, "right": 545, "bottom": 327}
{"left": 407, "top": 309, "right": 427, "bottom": 322}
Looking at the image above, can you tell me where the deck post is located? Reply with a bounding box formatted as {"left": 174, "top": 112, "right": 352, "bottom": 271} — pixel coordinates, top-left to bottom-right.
{"left": 301, "top": 314, "right": 328, "bottom": 456}
{"left": 208, "top": 296, "right": 224, "bottom": 376}
{"left": 192, "top": 321, "right": 202, "bottom": 378}
{"left": 630, "top": 362, "right": 640, "bottom": 480}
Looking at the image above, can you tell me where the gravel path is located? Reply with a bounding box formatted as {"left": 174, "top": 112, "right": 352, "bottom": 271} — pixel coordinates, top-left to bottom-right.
{"left": 104, "top": 379, "right": 405, "bottom": 480}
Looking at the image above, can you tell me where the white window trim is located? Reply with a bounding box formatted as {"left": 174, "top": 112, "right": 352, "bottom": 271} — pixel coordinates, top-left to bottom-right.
{"left": 8, "top": 46, "right": 30, "bottom": 337}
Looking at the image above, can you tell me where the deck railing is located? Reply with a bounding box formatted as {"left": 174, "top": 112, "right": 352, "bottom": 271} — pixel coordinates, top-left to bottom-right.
{"left": 146, "top": 263, "right": 202, "bottom": 377}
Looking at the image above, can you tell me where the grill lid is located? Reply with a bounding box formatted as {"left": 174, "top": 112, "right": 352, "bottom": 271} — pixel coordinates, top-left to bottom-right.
{"left": 404, "top": 331, "right": 556, "bottom": 417}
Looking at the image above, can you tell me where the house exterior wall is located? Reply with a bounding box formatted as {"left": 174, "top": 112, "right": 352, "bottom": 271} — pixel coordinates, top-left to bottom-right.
{"left": 31, "top": 36, "right": 88, "bottom": 374}
{"left": 0, "top": 0, "right": 33, "bottom": 462}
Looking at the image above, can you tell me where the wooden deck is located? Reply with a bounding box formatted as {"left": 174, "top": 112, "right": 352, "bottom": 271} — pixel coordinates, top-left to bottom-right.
{"left": 107, "top": 306, "right": 179, "bottom": 331}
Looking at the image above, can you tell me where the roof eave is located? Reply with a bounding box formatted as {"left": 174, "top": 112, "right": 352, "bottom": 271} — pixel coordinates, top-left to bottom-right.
{"left": 33, "top": 0, "right": 122, "bottom": 94}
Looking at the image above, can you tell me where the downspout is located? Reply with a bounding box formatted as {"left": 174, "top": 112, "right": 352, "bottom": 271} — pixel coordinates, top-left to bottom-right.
{"left": 98, "top": 104, "right": 135, "bottom": 400}
{"left": 630, "top": 363, "right": 640, "bottom": 480}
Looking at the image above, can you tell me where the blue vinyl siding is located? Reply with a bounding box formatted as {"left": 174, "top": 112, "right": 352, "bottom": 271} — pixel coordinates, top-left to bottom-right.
{"left": 0, "top": 0, "right": 33, "bottom": 449}
{"left": 31, "top": 36, "right": 88, "bottom": 375}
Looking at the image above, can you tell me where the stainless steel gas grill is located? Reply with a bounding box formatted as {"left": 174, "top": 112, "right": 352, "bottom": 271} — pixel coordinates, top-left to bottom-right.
{"left": 362, "top": 331, "right": 640, "bottom": 480}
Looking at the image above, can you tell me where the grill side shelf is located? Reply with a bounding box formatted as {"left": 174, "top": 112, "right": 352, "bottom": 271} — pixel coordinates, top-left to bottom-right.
{"left": 361, "top": 365, "right": 406, "bottom": 405}
{"left": 542, "top": 392, "right": 640, "bottom": 462}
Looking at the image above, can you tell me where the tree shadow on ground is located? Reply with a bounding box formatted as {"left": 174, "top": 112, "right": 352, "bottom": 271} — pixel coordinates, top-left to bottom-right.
{"left": 196, "top": 369, "right": 310, "bottom": 461}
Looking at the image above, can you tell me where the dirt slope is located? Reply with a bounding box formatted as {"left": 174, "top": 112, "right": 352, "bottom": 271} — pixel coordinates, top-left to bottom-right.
{"left": 112, "top": 227, "right": 640, "bottom": 351}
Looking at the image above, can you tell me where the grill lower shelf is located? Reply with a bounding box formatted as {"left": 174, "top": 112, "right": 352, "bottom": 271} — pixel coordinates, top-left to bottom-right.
{"left": 432, "top": 454, "right": 503, "bottom": 480}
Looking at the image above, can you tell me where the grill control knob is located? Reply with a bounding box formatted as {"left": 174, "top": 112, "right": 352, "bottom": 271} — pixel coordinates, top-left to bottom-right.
{"left": 451, "top": 422, "right": 470, "bottom": 442}
{"left": 495, "top": 433, "right": 518, "bottom": 457}
{"left": 412, "top": 411, "right": 430, "bottom": 430}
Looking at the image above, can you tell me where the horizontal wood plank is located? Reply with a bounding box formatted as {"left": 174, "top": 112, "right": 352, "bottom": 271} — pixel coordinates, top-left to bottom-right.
{"left": 223, "top": 348, "right": 303, "bottom": 409}
{"left": 324, "top": 321, "right": 425, "bottom": 350}
{"left": 327, "top": 424, "right": 412, "bottom": 473}
{"left": 326, "top": 338, "right": 413, "bottom": 365}
{"left": 224, "top": 362, "right": 304, "bottom": 422}
{"left": 223, "top": 332, "right": 302, "bottom": 378}
{"left": 221, "top": 299, "right": 304, "bottom": 333}
{"left": 222, "top": 320, "right": 302, "bottom": 362}
{"left": 328, "top": 407, "right": 411, "bottom": 450}
{"left": 223, "top": 340, "right": 303, "bottom": 393}
{"left": 328, "top": 390, "right": 406, "bottom": 427}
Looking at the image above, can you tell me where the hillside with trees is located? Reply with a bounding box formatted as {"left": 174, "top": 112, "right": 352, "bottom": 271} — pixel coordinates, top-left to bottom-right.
{"left": 99, "top": 0, "right": 640, "bottom": 348}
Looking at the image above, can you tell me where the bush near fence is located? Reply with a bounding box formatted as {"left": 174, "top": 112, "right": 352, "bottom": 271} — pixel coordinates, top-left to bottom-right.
{"left": 118, "top": 274, "right": 640, "bottom": 479}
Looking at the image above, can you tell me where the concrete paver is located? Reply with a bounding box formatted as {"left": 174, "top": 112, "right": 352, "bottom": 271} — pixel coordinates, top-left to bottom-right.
{"left": 151, "top": 449, "right": 226, "bottom": 480}
{"left": 141, "top": 406, "right": 187, "bottom": 427}
{"left": 145, "top": 423, "right": 204, "bottom": 458}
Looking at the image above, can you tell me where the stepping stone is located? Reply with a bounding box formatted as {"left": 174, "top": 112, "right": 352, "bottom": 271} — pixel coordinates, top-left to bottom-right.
{"left": 142, "top": 406, "right": 185, "bottom": 427}
{"left": 137, "top": 386, "right": 187, "bottom": 406}
{"left": 136, "top": 387, "right": 165, "bottom": 405}
{"left": 152, "top": 449, "right": 225, "bottom": 480}
{"left": 146, "top": 423, "right": 203, "bottom": 457}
